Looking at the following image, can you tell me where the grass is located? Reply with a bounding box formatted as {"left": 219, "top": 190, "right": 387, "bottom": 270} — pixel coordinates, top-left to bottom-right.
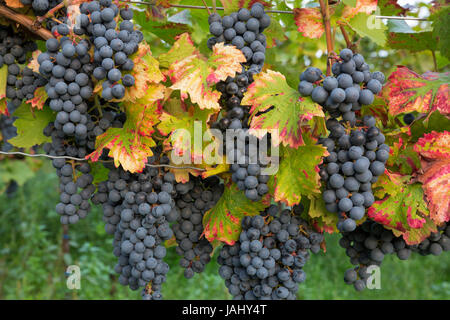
{"left": 0, "top": 162, "right": 449, "bottom": 300}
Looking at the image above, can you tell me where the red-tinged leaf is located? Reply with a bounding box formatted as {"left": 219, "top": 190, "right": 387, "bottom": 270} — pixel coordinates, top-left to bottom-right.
{"left": 396, "top": 217, "right": 438, "bottom": 245}
{"left": 269, "top": 135, "right": 328, "bottom": 206}
{"left": 87, "top": 128, "right": 156, "bottom": 173}
{"left": 158, "top": 33, "right": 199, "bottom": 69}
{"left": 242, "top": 70, "right": 325, "bottom": 148}
{"left": 418, "top": 159, "right": 450, "bottom": 224}
{"left": 169, "top": 42, "right": 245, "bottom": 110}
{"left": 26, "top": 87, "right": 48, "bottom": 110}
{"left": 308, "top": 196, "right": 339, "bottom": 234}
{"left": 0, "top": 65, "right": 8, "bottom": 115}
{"left": 342, "top": 0, "right": 378, "bottom": 19}
{"left": 387, "top": 135, "right": 421, "bottom": 175}
{"left": 383, "top": 66, "right": 450, "bottom": 116}
{"left": 203, "top": 182, "right": 267, "bottom": 245}
{"left": 293, "top": 8, "right": 324, "bottom": 39}
{"left": 157, "top": 99, "right": 218, "bottom": 162}
{"left": 369, "top": 171, "right": 430, "bottom": 235}
{"left": 414, "top": 130, "right": 450, "bottom": 160}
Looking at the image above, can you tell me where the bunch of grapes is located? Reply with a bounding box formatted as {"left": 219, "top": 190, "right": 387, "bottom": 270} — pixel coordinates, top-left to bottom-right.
{"left": 339, "top": 220, "right": 412, "bottom": 291}
{"left": 92, "top": 165, "right": 178, "bottom": 299}
{"left": 207, "top": 2, "right": 270, "bottom": 72}
{"left": 319, "top": 116, "right": 389, "bottom": 232}
{"left": 20, "top": 0, "right": 63, "bottom": 16}
{"left": 173, "top": 176, "right": 224, "bottom": 278}
{"left": 0, "top": 102, "right": 18, "bottom": 152}
{"left": 0, "top": 26, "right": 46, "bottom": 109}
{"left": 74, "top": 0, "right": 142, "bottom": 100}
{"left": 413, "top": 222, "right": 450, "bottom": 256}
{"left": 208, "top": 4, "right": 271, "bottom": 202}
{"left": 218, "top": 204, "right": 323, "bottom": 300}
{"left": 298, "top": 48, "right": 385, "bottom": 125}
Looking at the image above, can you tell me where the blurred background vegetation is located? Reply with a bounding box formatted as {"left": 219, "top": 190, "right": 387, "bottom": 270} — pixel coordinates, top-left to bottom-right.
{"left": 0, "top": 0, "right": 449, "bottom": 300}
{"left": 0, "top": 162, "right": 449, "bottom": 300}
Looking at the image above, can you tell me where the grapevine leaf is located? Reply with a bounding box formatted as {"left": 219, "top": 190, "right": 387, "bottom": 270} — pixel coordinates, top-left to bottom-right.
{"left": 387, "top": 136, "right": 421, "bottom": 175}
{"left": 8, "top": 103, "right": 54, "bottom": 148}
{"left": 342, "top": 0, "right": 378, "bottom": 19}
{"left": 308, "top": 196, "right": 339, "bottom": 233}
{"left": 26, "top": 87, "right": 48, "bottom": 110}
{"left": 264, "top": 17, "right": 286, "bottom": 48}
{"left": 269, "top": 137, "right": 327, "bottom": 206}
{"left": 388, "top": 31, "right": 438, "bottom": 53}
{"left": 169, "top": 42, "right": 245, "bottom": 110}
{"left": 431, "top": 5, "right": 450, "bottom": 60}
{"left": 28, "top": 50, "right": 41, "bottom": 73}
{"left": 345, "top": 13, "right": 387, "bottom": 46}
{"left": 157, "top": 99, "right": 218, "bottom": 162}
{"left": 414, "top": 130, "right": 450, "bottom": 160}
{"left": 203, "top": 182, "right": 267, "bottom": 245}
{"left": 293, "top": 8, "right": 324, "bottom": 39}
{"left": 383, "top": 66, "right": 450, "bottom": 116}
{"left": 242, "top": 70, "right": 325, "bottom": 148}
{"left": 0, "top": 160, "right": 35, "bottom": 192}
{"left": 369, "top": 171, "right": 430, "bottom": 234}
{"left": 418, "top": 159, "right": 450, "bottom": 225}
{"left": 90, "top": 161, "right": 110, "bottom": 185}
{"left": 0, "top": 65, "right": 7, "bottom": 115}
{"left": 158, "top": 33, "right": 199, "bottom": 69}
{"left": 399, "top": 217, "right": 438, "bottom": 245}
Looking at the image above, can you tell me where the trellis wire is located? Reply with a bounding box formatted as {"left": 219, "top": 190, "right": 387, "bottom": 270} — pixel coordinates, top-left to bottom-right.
{"left": 122, "top": 0, "right": 429, "bottom": 20}
{"left": 0, "top": 150, "right": 206, "bottom": 171}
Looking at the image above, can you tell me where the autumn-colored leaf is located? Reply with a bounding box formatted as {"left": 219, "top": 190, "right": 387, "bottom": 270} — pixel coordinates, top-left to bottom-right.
{"left": 0, "top": 65, "right": 8, "bottom": 115}
{"left": 342, "top": 0, "right": 378, "bottom": 19}
{"left": 268, "top": 136, "right": 327, "bottom": 206}
{"left": 414, "top": 130, "right": 450, "bottom": 160}
{"left": 26, "top": 86, "right": 48, "bottom": 110}
{"left": 308, "top": 196, "right": 339, "bottom": 234}
{"left": 387, "top": 135, "right": 421, "bottom": 175}
{"left": 5, "top": 0, "right": 24, "bottom": 8}
{"left": 368, "top": 171, "right": 431, "bottom": 240}
{"left": 203, "top": 181, "right": 267, "bottom": 245}
{"left": 242, "top": 70, "right": 325, "bottom": 148}
{"left": 28, "top": 50, "right": 41, "bottom": 74}
{"left": 169, "top": 42, "right": 245, "bottom": 110}
{"left": 293, "top": 8, "right": 324, "bottom": 39}
{"left": 158, "top": 99, "right": 218, "bottom": 163}
{"left": 383, "top": 66, "right": 450, "bottom": 116}
{"left": 158, "top": 33, "right": 199, "bottom": 69}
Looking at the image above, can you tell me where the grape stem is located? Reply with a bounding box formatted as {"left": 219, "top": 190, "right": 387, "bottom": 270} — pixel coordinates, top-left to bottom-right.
{"left": 200, "top": 0, "right": 211, "bottom": 15}
{"left": 339, "top": 24, "right": 353, "bottom": 50}
{"left": 36, "top": 0, "right": 70, "bottom": 24}
{"left": 318, "top": 0, "right": 334, "bottom": 76}
{"left": 0, "top": 5, "right": 54, "bottom": 40}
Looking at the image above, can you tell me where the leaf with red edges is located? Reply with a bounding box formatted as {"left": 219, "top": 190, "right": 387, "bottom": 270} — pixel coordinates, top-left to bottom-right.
{"left": 308, "top": 196, "right": 339, "bottom": 234}
{"left": 169, "top": 42, "right": 245, "bottom": 110}
{"left": 268, "top": 134, "right": 327, "bottom": 206}
{"left": 293, "top": 8, "right": 324, "bottom": 39}
{"left": 242, "top": 70, "right": 325, "bottom": 148}
{"left": 203, "top": 181, "right": 267, "bottom": 245}
{"left": 414, "top": 130, "right": 450, "bottom": 160}
{"left": 158, "top": 33, "right": 199, "bottom": 69}
{"left": 26, "top": 87, "right": 48, "bottom": 110}
{"left": 369, "top": 171, "right": 430, "bottom": 236}
{"left": 342, "top": 0, "right": 378, "bottom": 19}
{"left": 383, "top": 66, "right": 450, "bottom": 116}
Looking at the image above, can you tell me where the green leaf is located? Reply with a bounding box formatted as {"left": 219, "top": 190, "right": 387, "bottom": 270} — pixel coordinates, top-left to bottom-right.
{"left": 9, "top": 103, "right": 54, "bottom": 148}
{"left": 343, "top": 0, "right": 357, "bottom": 7}
{"left": 346, "top": 13, "right": 387, "bottom": 46}
{"left": 269, "top": 136, "right": 327, "bottom": 206}
{"left": 0, "top": 159, "right": 36, "bottom": 188}
{"left": 242, "top": 70, "right": 325, "bottom": 148}
{"left": 388, "top": 31, "right": 438, "bottom": 53}
{"left": 90, "top": 162, "right": 110, "bottom": 185}
{"left": 307, "top": 196, "right": 339, "bottom": 233}
{"left": 203, "top": 182, "right": 267, "bottom": 245}
{"left": 431, "top": 5, "right": 450, "bottom": 60}
{"left": 158, "top": 33, "right": 198, "bottom": 69}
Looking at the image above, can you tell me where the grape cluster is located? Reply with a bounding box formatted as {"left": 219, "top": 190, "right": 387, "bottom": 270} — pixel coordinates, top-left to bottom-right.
{"left": 319, "top": 116, "right": 389, "bottom": 232}
{"left": 173, "top": 176, "right": 224, "bottom": 278}
{"left": 207, "top": 2, "right": 270, "bottom": 72}
{"left": 92, "top": 165, "right": 178, "bottom": 299}
{"left": 0, "top": 26, "right": 46, "bottom": 109}
{"left": 298, "top": 48, "right": 385, "bottom": 124}
{"left": 74, "top": 0, "right": 142, "bottom": 100}
{"left": 52, "top": 159, "right": 95, "bottom": 224}
{"left": 339, "top": 220, "right": 412, "bottom": 291}
{"left": 218, "top": 204, "right": 323, "bottom": 300}
{"left": 0, "top": 103, "right": 18, "bottom": 152}
{"left": 414, "top": 222, "right": 450, "bottom": 256}
{"left": 38, "top": 36, "right": 94, "bottom": 139}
